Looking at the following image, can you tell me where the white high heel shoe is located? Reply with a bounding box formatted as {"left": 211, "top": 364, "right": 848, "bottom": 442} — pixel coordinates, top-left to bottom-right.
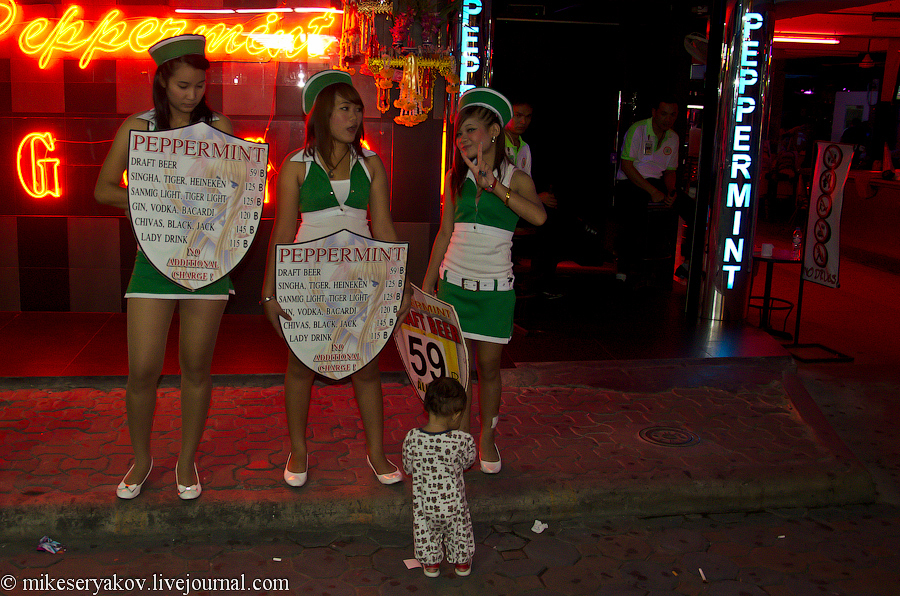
{"left": 116, "top": 459, "right": 153, "bottom": 499}
{"left": 480, "top": 416, "right": 501, "bottom": 474}
{"left": 283, "top": 453, "right": 308, "bottom": 487}
{"left": 366, "top": 455, "right": 403, "bottom": 485}
{"left": 480, "top": 446, "right": 501, "bottom": 474}
{"left": 176, "top": 463, "right": 202, "bottom": 500}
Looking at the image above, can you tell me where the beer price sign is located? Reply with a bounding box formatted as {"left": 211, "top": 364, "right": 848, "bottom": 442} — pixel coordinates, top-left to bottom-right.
{"left": 128, "top": 122, "right": 268, "bottom": 290}
{"left": 393, "top": 285, "right": 469, "bottom": 400}
{"left": 275, "top": 230, "right": 408, "bottom": 380}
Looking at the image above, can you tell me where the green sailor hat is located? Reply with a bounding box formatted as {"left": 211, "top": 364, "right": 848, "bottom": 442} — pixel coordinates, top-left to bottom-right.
{"left": 457, "top": 88, "right": 513, "bottom": 125}
{"left": 303, "top": 70, "right": 353, "bottom": 114}
{"left": 148, "top": 35, "right": 206, "bottom": 67}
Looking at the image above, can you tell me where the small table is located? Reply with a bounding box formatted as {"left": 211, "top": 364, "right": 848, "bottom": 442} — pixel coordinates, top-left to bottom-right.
{"left": 749, "top": 247, "right": 802, "bottom": 339}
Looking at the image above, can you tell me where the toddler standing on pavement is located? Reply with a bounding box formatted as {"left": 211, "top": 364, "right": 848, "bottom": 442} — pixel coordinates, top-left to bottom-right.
{"left": 402, "top": 376, "right": 477, "bottom": 577}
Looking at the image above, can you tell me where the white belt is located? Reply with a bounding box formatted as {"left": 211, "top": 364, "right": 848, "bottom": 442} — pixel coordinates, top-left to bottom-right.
{"left": 442, "top": 270, "right": 513, "bottom": 292}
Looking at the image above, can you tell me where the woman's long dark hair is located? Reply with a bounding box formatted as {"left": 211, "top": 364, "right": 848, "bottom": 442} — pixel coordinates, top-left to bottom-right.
{"left": 303, "top": 82, "right": 365, "bottom": 170}
{"left": 151, "top": 54, "right": 214, "bottom": 131}
{"left": 451, "top": 105, "right": 507, "bottom": 200}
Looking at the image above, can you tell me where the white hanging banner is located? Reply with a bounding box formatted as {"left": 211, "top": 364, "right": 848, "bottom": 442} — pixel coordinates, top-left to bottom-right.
{"left": 128, "top": 122, "right": 268, "bottom": 290}
{"left": 393, "top": 285, "right": 469, "bottom": 400}
{"left": 802, "top": 142, "right": 853, "bottom": 288}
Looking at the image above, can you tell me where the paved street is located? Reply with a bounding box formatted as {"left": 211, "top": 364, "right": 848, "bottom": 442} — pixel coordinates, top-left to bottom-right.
{"left": 2, "top": 504, "right": 899, "bottom": 595}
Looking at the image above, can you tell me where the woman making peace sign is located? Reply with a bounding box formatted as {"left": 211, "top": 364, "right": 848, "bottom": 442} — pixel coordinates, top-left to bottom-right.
{"left": 423, "top": 88, "right": 546, "bottom": 474}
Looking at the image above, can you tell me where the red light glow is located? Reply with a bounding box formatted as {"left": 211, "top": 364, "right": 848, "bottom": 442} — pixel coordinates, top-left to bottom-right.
{"left": 17, "top": 132, "right": 60, "bottom": 198}
{"left": 773, "top": 34, "right": 840, "bottom": 44}
{"left": 0, "top": 0, "right": 338, "bottom": 69}
{"left": 244, "top": 136, "right": 273, "bottom": 204}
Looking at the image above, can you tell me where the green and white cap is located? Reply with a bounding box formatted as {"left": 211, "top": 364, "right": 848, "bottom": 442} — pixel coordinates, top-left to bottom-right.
{"left": 149, "top": 35, "right": 206, "bottom": 67}
{"left": 457, "top": 88, "right": 513, "bottom": 125}
{"left": 303, "top": 70, "right": 353, "bottom": 114}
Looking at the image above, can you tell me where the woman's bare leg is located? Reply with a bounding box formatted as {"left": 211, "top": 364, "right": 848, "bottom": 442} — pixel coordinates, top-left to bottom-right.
{"left": 284, "top": 353, "right": 315, "bottom": 473}
{"left": 123, "top": 298, "right": 177, "bottom": 484}
{"left": 474, "top": 340, "right": 504, "bottom": 462}
{"left": 458, "top": 338, "right": 477, "bottom": 434}
{"left": 175, "top": 298, "right": 227, "bottom": 484}
{"left": 350, "top": 357, "right": 394, "bottom": 474}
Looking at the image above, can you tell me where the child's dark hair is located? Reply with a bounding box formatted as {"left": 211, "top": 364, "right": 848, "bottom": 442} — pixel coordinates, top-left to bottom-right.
{"left": 424, "top": 376, "right": 467, "bottom": 417}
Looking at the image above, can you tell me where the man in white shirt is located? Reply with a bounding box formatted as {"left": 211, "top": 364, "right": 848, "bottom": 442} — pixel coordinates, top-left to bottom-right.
{"left": 617, "top": 101, "right": 680, "bottom": 202}
{"left": 505, "top": 102, "right": 533, "bottom": 175}
{"left": 505, "top": 99, "right": 563, "bottom": 296}
{"left": 615, "top": 98, "right": 694, "bottom": 285}
{"left": 505, "top": 100, "right": 557, "bottom": 208}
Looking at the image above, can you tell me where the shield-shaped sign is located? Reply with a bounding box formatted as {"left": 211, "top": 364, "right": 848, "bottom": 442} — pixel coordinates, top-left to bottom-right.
{"left": 275, "top": 229, "right": 408, "bottom": 380}
{"left": 393, "top": 285, "right": 469, "bottom": 400}
{"left": 128, "top": 122, "right": 268, "bottom": 290}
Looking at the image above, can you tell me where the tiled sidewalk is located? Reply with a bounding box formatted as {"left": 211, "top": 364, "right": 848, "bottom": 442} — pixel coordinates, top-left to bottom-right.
{"left": 0, "top": 358, "right": 874, "bottom": 540}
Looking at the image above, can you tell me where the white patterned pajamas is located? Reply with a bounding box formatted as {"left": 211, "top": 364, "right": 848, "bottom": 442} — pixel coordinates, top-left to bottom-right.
{"left": 402, "top": 428, "right": 477, "bottom": 565}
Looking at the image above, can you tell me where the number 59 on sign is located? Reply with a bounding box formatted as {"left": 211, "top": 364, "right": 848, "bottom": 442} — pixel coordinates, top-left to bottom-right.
{"left": 393, "top": 285, "right": 469, "bottom": 401}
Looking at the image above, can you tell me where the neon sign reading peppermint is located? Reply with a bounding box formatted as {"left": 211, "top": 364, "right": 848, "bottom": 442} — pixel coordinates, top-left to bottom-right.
{"left": 0, "top": 0, "right": 339, "bottom": 69}
{"left": 459, "top": 0, "right": 482, "bottom": 93}
{"left": 721, "top": 12, "right": 763, "bottom": 289}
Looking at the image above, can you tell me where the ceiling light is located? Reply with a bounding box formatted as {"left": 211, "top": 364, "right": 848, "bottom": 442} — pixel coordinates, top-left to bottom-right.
{"left": 175, "top": 8, "right": 235, "bottom": 13}
{"left": 773, "top": 35, "right": 840, "bottom": 45}
{"left": 235, "top": 8, "right": 293, "bottom": 13}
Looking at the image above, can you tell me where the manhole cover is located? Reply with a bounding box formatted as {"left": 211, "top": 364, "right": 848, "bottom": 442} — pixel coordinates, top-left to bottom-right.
{"left": 639, "top": 426, "right": 700, "bottom": 447}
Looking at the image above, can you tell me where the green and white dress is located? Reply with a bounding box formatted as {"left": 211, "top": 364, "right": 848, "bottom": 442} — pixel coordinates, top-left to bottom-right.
{"left": 290, "top": 147, "right": 375, "bottom": 242}
{"left": 438, "top": 164, "right": 519, "bottom": 344}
